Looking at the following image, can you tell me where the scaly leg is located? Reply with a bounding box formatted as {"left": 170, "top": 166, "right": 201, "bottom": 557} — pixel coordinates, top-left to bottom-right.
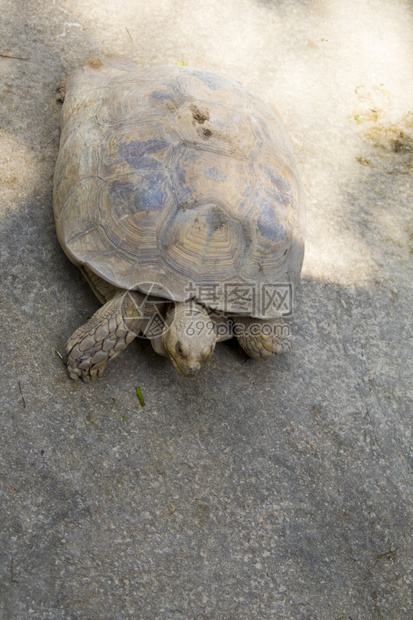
{"left": 66, "top": 290, "right": 144, "bottom": 381}
{"left": 233, "top": 316, "right": 292, "bottom": 360}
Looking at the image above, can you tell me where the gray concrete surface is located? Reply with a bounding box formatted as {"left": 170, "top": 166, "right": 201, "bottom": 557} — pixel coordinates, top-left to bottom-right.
{"left": 1, "top": 0, "right": 413, "bottom": 618}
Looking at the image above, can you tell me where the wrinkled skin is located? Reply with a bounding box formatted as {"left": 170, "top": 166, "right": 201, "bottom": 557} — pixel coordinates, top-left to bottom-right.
{"left": 161, "top": 302, "right": 217, "bottom": 377}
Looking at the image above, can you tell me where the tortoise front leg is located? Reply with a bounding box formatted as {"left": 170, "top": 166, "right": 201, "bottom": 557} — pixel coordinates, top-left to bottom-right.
{"left": 233, "top": 316, "right": 292, "bottom": 360}
{"left": 66, "top": 291, "right": 144, "bottom": 381}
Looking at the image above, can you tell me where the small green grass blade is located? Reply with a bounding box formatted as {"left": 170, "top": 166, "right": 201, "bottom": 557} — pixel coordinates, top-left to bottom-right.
{"left": 136, "top": 386, "right": 145, "bottom": 406}
{"left": 52, "top": 347, "right": 67, "bottom": 365}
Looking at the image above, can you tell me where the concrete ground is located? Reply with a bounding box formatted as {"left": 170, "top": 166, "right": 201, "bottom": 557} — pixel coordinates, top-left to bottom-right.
{"left": 1, "top": 0, "right": 412, "bottom": 618}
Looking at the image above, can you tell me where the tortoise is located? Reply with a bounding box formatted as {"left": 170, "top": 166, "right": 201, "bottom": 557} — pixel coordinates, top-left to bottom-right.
{"left": 53, "top": 55, "right": 305, "bottom": 380}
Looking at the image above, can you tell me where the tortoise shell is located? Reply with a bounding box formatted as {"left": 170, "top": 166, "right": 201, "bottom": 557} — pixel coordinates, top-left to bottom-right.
{"left": 53, "top": 56, "right": 305, "bottom": 318}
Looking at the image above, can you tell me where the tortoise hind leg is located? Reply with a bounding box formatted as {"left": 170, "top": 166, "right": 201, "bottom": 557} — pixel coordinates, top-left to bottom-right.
{"left": 66, "top": 290, "right": 143, "bottom": 382}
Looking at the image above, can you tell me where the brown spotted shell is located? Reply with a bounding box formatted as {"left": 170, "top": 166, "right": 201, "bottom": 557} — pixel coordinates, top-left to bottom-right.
{"left": 53, "top": 56, "right": 305, "bottom": 318}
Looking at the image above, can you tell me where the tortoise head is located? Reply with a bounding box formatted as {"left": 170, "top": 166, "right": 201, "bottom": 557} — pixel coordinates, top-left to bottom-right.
{"left": 162, "top": 302, "right": 217, "bottom": 376}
